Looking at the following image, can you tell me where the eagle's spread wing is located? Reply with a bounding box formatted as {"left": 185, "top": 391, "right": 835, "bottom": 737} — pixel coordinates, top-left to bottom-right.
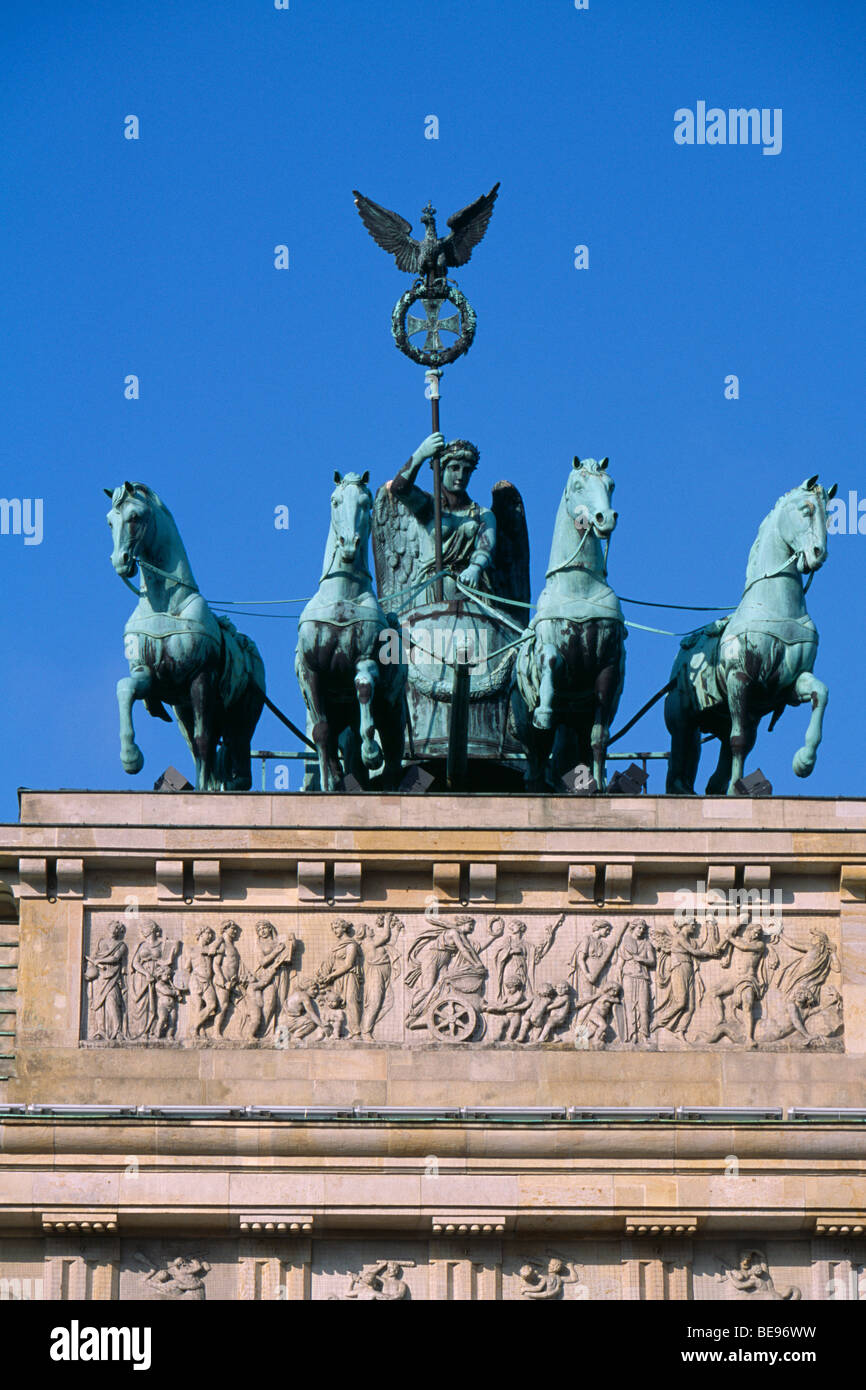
{"left": 353, "top": 191, "right": 420, "bottom": 274}
{"left": 442, "top": 182, "right": 500, "bottom": 268}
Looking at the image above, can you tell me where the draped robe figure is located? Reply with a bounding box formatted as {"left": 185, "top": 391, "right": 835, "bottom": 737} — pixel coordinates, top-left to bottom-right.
{"left": 85, "top": 922, "right": 128, "bottom": 1040}
{"left": 129, "top": 922, "right": 168, "bottom": 1039}
{"left": 372, "top": 433, "right": 530, "bottom": 772}
{"left": 316, "top": 921, "right": 363, "bottom": 1038}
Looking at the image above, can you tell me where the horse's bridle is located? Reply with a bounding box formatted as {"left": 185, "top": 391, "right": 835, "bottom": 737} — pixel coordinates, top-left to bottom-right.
{"left": 546, "top": 518, "right": 613, "bottom": 581}
{"left": 116, "top": 556, "right": 201, "bottom": 602}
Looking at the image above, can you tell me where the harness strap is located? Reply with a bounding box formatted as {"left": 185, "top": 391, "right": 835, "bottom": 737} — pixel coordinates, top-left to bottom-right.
{"left": 545, "top": 523, "right": 591, "bottom": 579}
{"left": 138, "top": 558, "right": 200, "bottom": 593}
{"left": 739, "top": 553, "right": 799, "bottom": 596}
{"left": 453, "top": 579, "right": 526, "bottom": 634}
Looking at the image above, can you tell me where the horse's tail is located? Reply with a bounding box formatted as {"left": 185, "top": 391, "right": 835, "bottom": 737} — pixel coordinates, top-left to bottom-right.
{"left": 216, "top": 615, "right": 266, "bottom": 709}
{"left": 677, "top": 615, "right": 730, "bottom": 652}
{"left": 213, "top": 619, "right": 267, "bottom": 790}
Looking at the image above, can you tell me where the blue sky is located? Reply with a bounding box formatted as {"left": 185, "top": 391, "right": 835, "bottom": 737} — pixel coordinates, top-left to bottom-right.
{"left": 0, "top": 0, "right": 864, "bottom": 815}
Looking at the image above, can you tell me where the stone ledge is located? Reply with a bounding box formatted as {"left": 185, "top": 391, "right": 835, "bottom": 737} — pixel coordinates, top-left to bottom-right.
{"left": 11, "top": 790, "right": 866, "bottom": 833}
{"left": 7, "top": 1047, "right": 866, "bottom": 1109}
{"left": 2, "top": 1116, "right": 866, "bottom": 1159}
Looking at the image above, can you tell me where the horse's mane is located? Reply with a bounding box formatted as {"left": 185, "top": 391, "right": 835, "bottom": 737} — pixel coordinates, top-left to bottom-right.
{"left": 335, "top": 472, "right": 372, "bottom": 492}
{"left": 111, "top": 482, "right": 175, "bottom": 520}
{"left": 746, "top": 484, "right": 803, "bottom": 575}
{"left": 131, "top": 483, "right": 170, "bottom": 513}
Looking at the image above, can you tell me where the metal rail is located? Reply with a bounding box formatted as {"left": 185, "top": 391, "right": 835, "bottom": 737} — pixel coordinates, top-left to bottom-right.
{"left": 0, "top": 1104, "right": 861, "bottom": 1124}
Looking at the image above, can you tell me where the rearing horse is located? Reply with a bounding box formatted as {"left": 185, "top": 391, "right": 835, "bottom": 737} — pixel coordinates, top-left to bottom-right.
{"left": 106, "top": 482, "right": 265, "bottom": 790}
{"left": 296, "top": 471, "right": 405, "bottom": 791}
{"left": 515, "top": 457, "right": 626, "bottom": 789}
{"left": 665, "top": 475, "right": 836, "bottom": 795}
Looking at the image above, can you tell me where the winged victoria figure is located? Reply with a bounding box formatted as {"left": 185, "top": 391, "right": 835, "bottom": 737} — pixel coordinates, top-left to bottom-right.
{"left": 372, "top": 433, "right": 529, "bottom": 610}
{"left": 370, "top": 431, "right": 530, "bottom": 778}
{"left": 353, "top": 183, "right": 500, "bottom": 297}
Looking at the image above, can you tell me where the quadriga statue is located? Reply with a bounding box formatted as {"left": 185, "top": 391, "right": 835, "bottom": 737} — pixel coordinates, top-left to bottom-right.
{"left": 106, "top": 482, "right": 265, "bottom": 791}
{"left": 665, "top": 475, "right": 836, "bottom": 795}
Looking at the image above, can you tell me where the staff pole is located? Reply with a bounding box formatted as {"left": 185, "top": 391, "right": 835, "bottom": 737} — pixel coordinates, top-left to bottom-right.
{"left": 425, "top": 368, "right": 444, "bottom": 603}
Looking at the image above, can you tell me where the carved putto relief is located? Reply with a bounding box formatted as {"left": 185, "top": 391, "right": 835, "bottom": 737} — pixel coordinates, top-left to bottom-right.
{"left": 338, "top": 1260, "right": 412, "bottom": 1300}
{"left": 81, "top": 905, "right": 844, "bottom": 1051}
{"left": 515, "top": 1256, "right": 585, "bottom": 1300}
{"left": 132, "top": 1251, "right": 211, "bottom": 1301}
{"left": 714, "top": 1249, "right": 802, "bottom": 1301}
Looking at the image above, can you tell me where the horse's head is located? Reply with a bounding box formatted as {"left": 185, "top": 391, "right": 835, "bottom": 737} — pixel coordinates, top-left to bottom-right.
{"left": 779, "top": 475, "right": 837, "bottom": 574}
{"left": 104, "top": 481, "right": 157, "bottom": 579}
{"left": 330, "top": 470, "right": 372, "bottom": 565}
{"left": 565, "top": 457, "right": 618, "bottom": 537}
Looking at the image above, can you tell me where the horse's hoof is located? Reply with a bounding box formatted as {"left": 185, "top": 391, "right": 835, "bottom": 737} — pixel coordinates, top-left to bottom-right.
{"left": 361, "top": 741, "right": 383, "bottom": 770}
{"left": 792, "top": 749, "right": 815, "bottom": 778}
{"left": 121, "top": 746, "right": 144, "bottom": 775}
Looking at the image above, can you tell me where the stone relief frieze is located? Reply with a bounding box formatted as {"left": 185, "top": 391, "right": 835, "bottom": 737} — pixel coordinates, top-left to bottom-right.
{"left": 81, "top": 904, "right": 844, "bottom": 1051}
{"left": 6, "top": 1236, "right": 848, "bottom": 1301}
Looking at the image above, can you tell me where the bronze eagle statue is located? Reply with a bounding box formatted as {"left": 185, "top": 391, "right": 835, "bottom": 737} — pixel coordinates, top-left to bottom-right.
{"left": 352, "top": 183, "right": 500, "bottom": 295}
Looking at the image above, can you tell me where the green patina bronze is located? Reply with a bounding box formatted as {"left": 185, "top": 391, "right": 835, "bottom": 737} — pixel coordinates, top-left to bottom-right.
{"left": 371, "top": 432, "right": 529, "bottom": 785}
{"left": 106, "top": 482, "right": 265, "bottom": 791}
{"left": 353, "top": 185, "right": 498, "bottom": 367}
{"left": 665, "top": 477, "right": 836, "bottom": 795}
{"left": 295, "top": 471, "right": 405, "bottom": 793}
{"left": 515, "top": 457, "right": 626, "bottom": 792}
{"left": 98, "top": 186, "right": 838, "bottom": 800}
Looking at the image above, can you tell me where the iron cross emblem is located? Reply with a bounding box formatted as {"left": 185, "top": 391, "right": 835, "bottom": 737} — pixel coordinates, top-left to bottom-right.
{"left": 405, "top": 298, "right": 461, "bottom": 354}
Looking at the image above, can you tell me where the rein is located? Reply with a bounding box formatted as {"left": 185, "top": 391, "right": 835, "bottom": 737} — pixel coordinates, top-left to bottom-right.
{"left": 113, "top": 558, "right": 316, "bottom": 752}
{"left": 112, "top": 519, "right": 820, "bottom": 641}
{"left": 739, "top": 553, "right": 800, "bottom": 597}
{"left": 545, "top": 523, "right": 592, "bottom": 579}
{"left": 118, "top": 558, "right": 200, "bottom": 601}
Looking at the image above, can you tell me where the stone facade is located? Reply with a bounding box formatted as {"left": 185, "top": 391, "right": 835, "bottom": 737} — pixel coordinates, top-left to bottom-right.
{"left": 1, "top": 790, "right": 865, "bottom": 1299}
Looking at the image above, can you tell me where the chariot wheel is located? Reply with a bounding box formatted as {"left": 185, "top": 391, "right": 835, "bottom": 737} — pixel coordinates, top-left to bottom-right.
{"left": 429, "top": 996, "right": 478, "bottom": 1042}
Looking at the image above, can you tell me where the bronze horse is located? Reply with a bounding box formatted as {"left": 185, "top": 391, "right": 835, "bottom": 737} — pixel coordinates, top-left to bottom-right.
{"left": 107, "top": 482, "right": 265, "bottom": 790}
{"left": 665, "top": 477, "right": 835, "bottom": 795}
{"left": 515, "top": 458, "right": 625, "bottom": 789}
{"left": 295, "top": 471, "right": 405, "bottom": 791}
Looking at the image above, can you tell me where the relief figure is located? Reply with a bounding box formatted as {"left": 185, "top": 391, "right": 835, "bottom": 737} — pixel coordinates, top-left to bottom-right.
{"left": 716, "top": 1250, "right": 801, "bottom": 1301}
{"left": 316, "top": 920, "right": 363, "bottom": 1038}
{"left": 84, "top": 920, "right": 128, "bottom": 1039}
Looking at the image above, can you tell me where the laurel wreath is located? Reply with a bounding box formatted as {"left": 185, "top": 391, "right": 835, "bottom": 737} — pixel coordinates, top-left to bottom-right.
{"left": 391, "top": 281, "right": 477, "bottom": 367}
